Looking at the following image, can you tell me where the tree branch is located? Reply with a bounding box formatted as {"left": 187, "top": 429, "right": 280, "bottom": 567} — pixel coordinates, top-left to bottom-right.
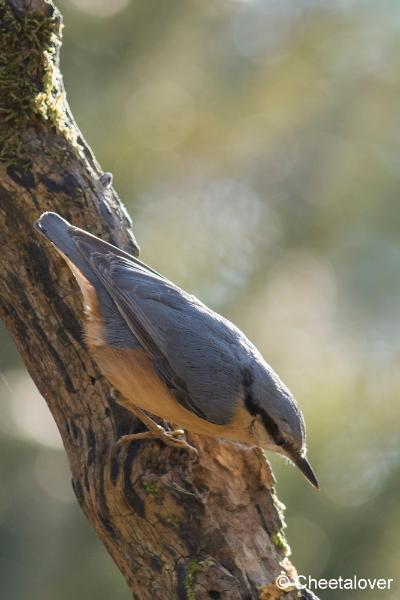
{"left": 0, "top": 1, "right": 316, "bottom": 598}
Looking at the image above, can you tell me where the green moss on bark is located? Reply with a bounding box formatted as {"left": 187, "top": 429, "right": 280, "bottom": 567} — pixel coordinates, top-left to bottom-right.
{"left": 271, "top": 531, "right": 291, "bottom": 556}
{"left": 184, "top": 558, "right": 215, "bottom": 600}
{"left": 0, "top": 0, "right": 78, "bottom": 165}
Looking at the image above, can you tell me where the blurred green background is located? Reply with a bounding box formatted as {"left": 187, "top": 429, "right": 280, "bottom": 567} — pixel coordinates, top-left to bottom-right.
{"left": 1, "top": 0, "right": 399, "bottom": 598}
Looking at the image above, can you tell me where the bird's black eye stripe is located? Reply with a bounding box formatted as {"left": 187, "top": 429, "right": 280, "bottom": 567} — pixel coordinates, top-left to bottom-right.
{"left": 258, "top": 409, "right": 286, "bottom": 447}
{"left": 242, "top": 368, "right": 286, "bottom": 448}
{"left": 242, "top": 367, "right": 253, "bottom": 388}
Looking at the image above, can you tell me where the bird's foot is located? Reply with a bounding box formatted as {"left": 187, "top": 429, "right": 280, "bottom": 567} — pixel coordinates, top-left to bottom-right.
{"left": 156, "top": 426, "right": 198, "bottom": 454}
{"left": 113, "top": 426, "right": 198, "bottom": 456}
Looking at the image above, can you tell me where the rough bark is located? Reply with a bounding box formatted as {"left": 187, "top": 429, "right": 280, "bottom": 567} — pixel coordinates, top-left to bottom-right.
{"left": 0, "top": 1, "right": 316, "bottom": 599}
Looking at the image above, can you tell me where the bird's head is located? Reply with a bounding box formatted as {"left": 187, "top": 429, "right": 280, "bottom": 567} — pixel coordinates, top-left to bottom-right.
{"left": 244, "top": 361, "right": 319, "bottom": 489}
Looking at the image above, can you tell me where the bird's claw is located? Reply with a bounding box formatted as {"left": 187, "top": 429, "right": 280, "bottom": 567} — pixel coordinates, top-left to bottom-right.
{"left": 112, "top": 428, "right": 198, "bottom": 456}
{"left": 158, "top": 429, "right": 198, "bottom": 454}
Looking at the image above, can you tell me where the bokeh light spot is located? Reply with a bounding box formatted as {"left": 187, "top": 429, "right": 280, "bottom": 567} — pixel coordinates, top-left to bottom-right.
{"left": 67, "top": 0, "right": 130, "bottom": 18}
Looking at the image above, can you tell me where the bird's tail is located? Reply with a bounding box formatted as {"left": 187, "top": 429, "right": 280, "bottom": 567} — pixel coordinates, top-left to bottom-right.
{"left": 35, "top": 212, "right": 101, "bottom": 287}
{"left": 35, "top": 212, "right": 162, "bottom": 282}
{"left": 34, "top": 212, "right": 146, "bottom": 349}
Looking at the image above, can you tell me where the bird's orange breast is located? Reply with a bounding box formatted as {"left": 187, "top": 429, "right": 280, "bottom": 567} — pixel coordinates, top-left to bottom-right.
{"left": 90, "top": 342, "right": 252, "bottom": 442}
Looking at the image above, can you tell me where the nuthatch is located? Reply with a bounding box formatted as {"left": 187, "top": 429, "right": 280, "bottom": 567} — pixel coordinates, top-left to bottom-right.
{"left": 35, "top": 211, "right": 319, "bottom": 488}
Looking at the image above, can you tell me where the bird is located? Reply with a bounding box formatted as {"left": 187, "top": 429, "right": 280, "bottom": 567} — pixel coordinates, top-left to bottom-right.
{"left": 35, "top": 211, "right": 319, "bottom": 488}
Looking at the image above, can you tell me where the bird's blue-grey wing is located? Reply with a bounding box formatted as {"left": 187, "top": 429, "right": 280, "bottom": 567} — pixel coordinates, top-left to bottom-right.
{"left": 76, "top": 248, "right": 246, "bottom": 425}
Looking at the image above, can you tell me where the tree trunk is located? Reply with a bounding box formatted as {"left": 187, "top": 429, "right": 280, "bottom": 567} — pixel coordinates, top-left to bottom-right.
{"left": 0, "top": 1, "right": 317, "bottom": 599}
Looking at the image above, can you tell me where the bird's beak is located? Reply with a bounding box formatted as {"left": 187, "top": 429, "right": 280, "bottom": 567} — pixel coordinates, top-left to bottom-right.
{"left": 293, "top": 455, "right": 319, "bottom": 489}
